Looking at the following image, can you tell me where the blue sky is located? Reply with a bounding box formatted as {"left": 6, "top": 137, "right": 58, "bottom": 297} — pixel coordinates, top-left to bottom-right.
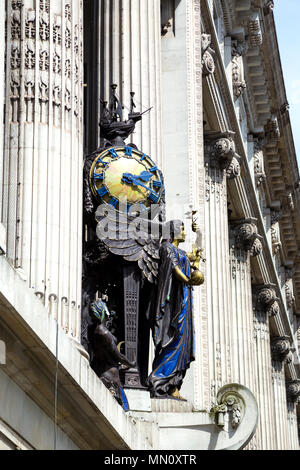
{"left": 274, "top": 1, "right": 300, "bottom": 164}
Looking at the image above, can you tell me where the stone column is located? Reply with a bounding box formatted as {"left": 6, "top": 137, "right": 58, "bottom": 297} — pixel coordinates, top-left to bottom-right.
{"left": 204, "top": 132, "right": 241, "bottom": 399}
{"left": 252, "top": 285, "right": 279, "bottom": 449}
{"left": 271, "top": 336, "right": 293, "bottom": 449}
{"left": 2, "top": 0, "right": 83, "bottom": 342}
{"left": 98, "top": 0, "right": 162, "bottom": 167}
{"left": 286, "top": 380, "right": 300, "bottom": 449}
{"left": 229, "top": 219, "right": 262, "bottom": 390}
{"left": 0, "top": 1, "right": 5, "bottom": 245}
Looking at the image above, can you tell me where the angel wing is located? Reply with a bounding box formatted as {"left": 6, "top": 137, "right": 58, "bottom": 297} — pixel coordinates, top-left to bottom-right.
{"left": 95, "top": 207, "right": 161, "bottom": 283}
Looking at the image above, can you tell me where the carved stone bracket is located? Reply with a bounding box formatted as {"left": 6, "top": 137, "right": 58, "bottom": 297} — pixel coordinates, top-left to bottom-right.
{"left": 264, "top": 1, "right": 274, "bottom": 15}
{"left": 204, "top": 131, "right": 241, "bottom": 179}
{"left": 232, "top": 40, "right": 247, "bottom": 100}
{"left": 285, "top": 267, "right": 295, "bottom": 309}
{"left": 254, "top": 284, "right": 280, "bottom": 317}
{"left": 270, "top": 209, "right": 282, "bottom": 255}
{"left": 232, "top": 218, "right": 263, "bottom": 257}
{"left": 286, "top": 380, "right": 300, "bottom": 404}
{"left": 247, "top": 14, "right": 263, "bottom": 48}
{"left": 202, "top": 34, "right": 215, "bottom": 76}
{"left": 280, "top": 102, "right": 290, "bottom": 115}
{"left": 253, "top": 140, "right": 266, "bottom": 187}
{"left": 271, "top": 336, "right": 293, "bottom": 364}
{"left": 265, "top": 116, "right": 280, "bottom": 142}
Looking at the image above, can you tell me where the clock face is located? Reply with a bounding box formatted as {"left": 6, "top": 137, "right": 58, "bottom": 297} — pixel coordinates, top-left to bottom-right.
{"left": 89, "top": 146, "right": 164, "bottom": 214}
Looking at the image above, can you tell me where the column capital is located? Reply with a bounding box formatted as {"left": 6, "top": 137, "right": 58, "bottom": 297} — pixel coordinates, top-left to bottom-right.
{"left": 204, "top": 131, "right": 241, "bottom": 179}
{"left": 286, "top": 379, "right": 300, "bottom": 404}
{"left": 253, "top": 284, "right": 280, "bottom": 317}
{"left": 271, "top": 336, "right": 293, "bottom": 364}
{"left": 231, "top": 218, "right": 263, "bottom": 257}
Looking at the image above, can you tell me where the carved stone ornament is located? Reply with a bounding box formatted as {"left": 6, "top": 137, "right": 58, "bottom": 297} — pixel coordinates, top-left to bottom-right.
{"left": 286, "top": 380, "right": 300, "bottom": 403}
{"left": 271, "top": 336, "right": 292, "bottom": 363}
{"left": 248, "top": 14, "right": 263, "bottom": 48}
{"left": 232, "top": 41, "right": 247, "bottom": 100}
{"left": 202, "top": 34, "right": 215, "bottom": 76}
{"left": 226, "top": 156, "right": 241, "bottom": 180}
{"left": 212, "top": 389, "right": 243, "bottom": 429}
{"left": 264, "top": 0, "right": 274, "bottom": 15}
{"left": 254, "top": 285, "right": 279, "bottom": 317}
{"left": 253, "top": 141, "right": 266, "bottom": 187}
{"left": 234, "top": 218, "right": 263, "bottom": 257}
{"left": 205, "top": 132, "right": 241, "bottom": 179}
{"left": 280, "top": 102, "right": 290, "bottom": 115}
{"left": 270, "top": 209, "right": 282, "bottom": 255}
{"left": 265, "top": 116, "right": 280, "bottom": 142}
{"left": 285, "top": 268, "right": 295, "bottom": 309}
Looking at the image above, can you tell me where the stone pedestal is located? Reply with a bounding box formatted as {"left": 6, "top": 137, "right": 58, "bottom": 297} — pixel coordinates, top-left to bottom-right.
{"left": 2, "top": 0, "right": 83, "bottom": 341}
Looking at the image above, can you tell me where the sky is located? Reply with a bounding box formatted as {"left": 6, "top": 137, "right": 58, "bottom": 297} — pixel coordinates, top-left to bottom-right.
{"left": 274, "top": 0, "right": 300, "bottom": 164}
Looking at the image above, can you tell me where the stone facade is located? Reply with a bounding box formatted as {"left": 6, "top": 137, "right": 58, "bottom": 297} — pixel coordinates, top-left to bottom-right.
{"left": 0, "top": 0, "right": 299, "bottom": 450}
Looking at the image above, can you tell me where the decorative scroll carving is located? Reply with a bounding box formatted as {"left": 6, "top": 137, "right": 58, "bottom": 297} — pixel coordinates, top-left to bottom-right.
{"left": 248, "top": 14, "right": 263, "bottom": 48}
{"left": 202, "top": 34, "right": 215, "bottom": 76}
{"left": 11, "top": 9, "right": 21, "bottom": 40}
{"left": 286, "top": 380, "right": 300, "bottom": 404}
{"left": 232, "top": 40, "right": 247, "bottom": 100}
{"left": 25, "top": 9, "right": 36, "bottom": 39}
{"left": 11, "top": 43, "right": 21, "bottom": 70}
{"left": 39, "top": 48, "right": 49, "bottom": 72}
{"left": 271, "top": 336, "right": 292, "bottom": 363}
{"left": 53, "top": 16, "right": 62, "bottom": 45}
{"left": 285, "top": 267, "right": 295, "bottom": 309}
{"left": 253, "top": 140, "right": 266, "bottom": 187}
{"left": 24, "top": 70, "right": 35, "bottom": 122}
{"left": 40, "top": 13, "right": 50, "bottom": 41}
{"left": 270, "top": 210, "right": 282, "bottom": 255}
{"left": 233, "top": 218, "right": 263, "bottom": 257}
{"left": 53, "top": 51, "right": 61, "bottom": 74}
{"left": 25, "top": 41, "right": 36, "bottom": 69}
{"left": 205, "top": 132, "right": 241, "bottom": 180}
{"left": 212, "top": 389, "right": 244, "bottom": 429}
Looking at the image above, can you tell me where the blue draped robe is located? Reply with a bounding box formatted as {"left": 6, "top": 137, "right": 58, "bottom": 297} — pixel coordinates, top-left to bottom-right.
{"left": 147, "top": 242, "right": 194, "bottom": 397}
